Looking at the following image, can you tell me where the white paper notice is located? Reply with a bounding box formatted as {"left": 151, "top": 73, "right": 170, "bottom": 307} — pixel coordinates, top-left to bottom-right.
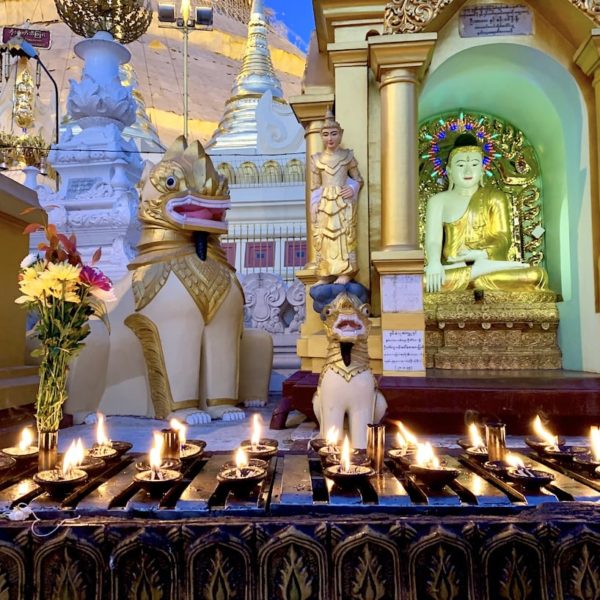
{"left": 460, "top": 4, "right": 532, "bottom": 38}
{"left": 381, "top": 274, "right": 423, "bottom": 313}
{"left": 382, "top": 330, "right": 424, "bottom": 372}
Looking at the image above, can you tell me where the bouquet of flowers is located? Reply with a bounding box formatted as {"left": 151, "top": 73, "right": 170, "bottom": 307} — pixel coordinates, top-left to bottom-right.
{"left": 16, "top": 224, "right": 114, "bottom": 434}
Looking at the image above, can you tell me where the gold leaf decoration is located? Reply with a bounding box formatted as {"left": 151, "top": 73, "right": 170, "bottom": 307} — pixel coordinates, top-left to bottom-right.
{"left": 128, "top": 553, "right": 164, "bottom": 600}
{"left": 383, "top": 0, "right": 455, "bottom": 34}
{"left": 278, "top": 545, "right": 313, "bottom": 600}
{"left": 571, "top": 545, "right": 600, "bottom": 600}
{"left": 204, "top": 549, "right": 236, "bottom": 600}
{"left": 499, "top": 548, "right": 533, "bottom": 600}
{"left": 426, "top": 546, "right": 460, "bottom": 600}
{"left": 351, "top": 544, "right": 386, "bottom": 600}
{"left": 51, "top": 550, "right": 86, "bottom": 600}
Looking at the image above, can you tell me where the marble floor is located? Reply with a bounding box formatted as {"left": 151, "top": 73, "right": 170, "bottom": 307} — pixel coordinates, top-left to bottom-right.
{"left": 53, "top": 397, "right": 591, "bottom": 454}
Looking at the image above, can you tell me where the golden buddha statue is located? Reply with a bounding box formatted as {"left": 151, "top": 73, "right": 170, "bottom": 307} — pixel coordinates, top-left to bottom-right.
{"left": 13, "top": 60, "right": 35, "bottom": 130}
{"left": 424, "top": 133, "right": 549, "bottom": 293}
{"left": 310, "top": 109, "right": 363, "bottom": 284}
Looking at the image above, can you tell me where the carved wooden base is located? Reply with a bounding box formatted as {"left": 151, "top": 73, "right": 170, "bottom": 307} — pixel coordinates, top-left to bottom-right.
{"left": 425, "top": 291, "right": 562, "bottom": 370}
{"left": 0, "top": 507, "right": 598, "bottom": 599}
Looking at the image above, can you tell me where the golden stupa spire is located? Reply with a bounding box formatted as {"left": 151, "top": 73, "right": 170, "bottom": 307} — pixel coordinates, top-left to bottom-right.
{"left": 207, "top": 0, "right": 285, "bottom": 150}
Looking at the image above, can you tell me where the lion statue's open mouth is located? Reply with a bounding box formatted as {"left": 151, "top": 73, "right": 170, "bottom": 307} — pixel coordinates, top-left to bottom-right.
{"left": 165, "top": 194, "right": 230, "bottom": 233}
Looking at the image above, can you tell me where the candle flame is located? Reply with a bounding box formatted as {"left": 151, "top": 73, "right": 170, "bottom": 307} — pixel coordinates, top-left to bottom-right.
{"left": 235, "top": 447, "right": 249, "bottom": 470}
{"left": 591, "top": 426, "right": 600, "bottom": 462}
{"left": 181, "top": 0, "right": 191, "bottom": 23}
{"left": 416, "top": 442, "right": 440, "bottom": 469}
{"left": 341, "top": 436, "right": 351, "bottom": 473}
{"left": 396, "top": 432, "right": 407, "bottom": 449}
{"left": 153, "top": 431, "right": 163, "bottom": 457}
{"left": 62, "top": 440, "right": 80, "bottom": 478}
{"left": 251, "top": 414, "right": 261, "bottom": 447}
{"left": 96, "top": 413, "right": 110, "bottom": 447}
{"left": 169, "top": 418, "right": 187, "bottom": 446}
{"left": 397, "top": 422, "right": 418, "bottom": 446}
{"left": 74, "top": 438, "right": 85, "bottom": 466}
{"left": 468, "top": 423, "right": 485, "bottom": 449}
{"left": 19, "top": 427, "right": 33, "bottom": 451}
{"left": 325, "top": 426, "right": 339, "bottom": 446}
{"left": 505, "top": 452, "right": 525, "bottom": 468}
{"left": 149, "top": 446, "right": 162, "bottom": 472}
{"left": 533, "top": 415, "right": 558, "bottom": 446}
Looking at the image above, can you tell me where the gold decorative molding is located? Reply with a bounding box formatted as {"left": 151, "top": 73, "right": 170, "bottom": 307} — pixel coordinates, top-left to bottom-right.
{"left": 383, "top": 0, "right": 455, "bottom": 34}
{"left": 571, "top": 1, "right": 600, "bottom": 26}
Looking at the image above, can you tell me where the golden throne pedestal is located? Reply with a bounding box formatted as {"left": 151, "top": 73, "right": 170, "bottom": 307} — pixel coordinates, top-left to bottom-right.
{"left": 425, "top": 290, "right": 562, "bottom": 369}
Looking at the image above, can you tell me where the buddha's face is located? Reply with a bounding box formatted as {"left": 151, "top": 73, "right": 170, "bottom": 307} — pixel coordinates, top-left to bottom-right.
{"left": 447, "top": 151, "right": 483, "bottom": 189}
{"left": 321, "top": 127, "right": 342, "bottom": 151}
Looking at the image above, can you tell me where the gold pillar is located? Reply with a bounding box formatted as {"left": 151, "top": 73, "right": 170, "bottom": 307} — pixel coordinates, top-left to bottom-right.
{"left": 369, "top": 34, "right": 437, "bottom": 253}
{"left": 368, "top": 34, "right": 436, "bottom": 377}
{"left": 574, "top": 31, "right": 600, "bottom": 311}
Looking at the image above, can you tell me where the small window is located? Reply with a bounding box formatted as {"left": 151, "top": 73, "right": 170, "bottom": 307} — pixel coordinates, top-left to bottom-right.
{"left": 245, "top": 241, "right": 275, "bottom": 268}
{"left": 284, "top": 240, "right": 307, "bottom": 267}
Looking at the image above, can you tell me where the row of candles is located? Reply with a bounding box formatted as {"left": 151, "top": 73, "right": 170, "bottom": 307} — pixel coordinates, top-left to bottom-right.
{"left": 0, "top": 412, "right": 279, "bottom": 497}
{"left": 2, "top": 410, "right": 600, "bottom": 497}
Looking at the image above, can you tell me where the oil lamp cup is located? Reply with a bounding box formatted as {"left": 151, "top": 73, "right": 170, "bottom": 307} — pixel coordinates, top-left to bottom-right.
{"left": 484, "top": 460, "right": 511, "bottom": 474}
{"left": 309, "top": 438, "right": 328, "bottom": 453}
{"left": 135, "top": 458, "right": 182, "bottom": 472}
{"left": 2, "top": 445, "right": 38, "bottom": 462}
{"left": 323, "top": 464, "right": 374, "bottom": 488}
{"left": 134, "top": 468, "right": 183, "bottom": 497}
{"left": 0, "top": 454, "right": 16, "bottom": 472}
{"left": 465, "top": 446, "right": 489, "bottom": 461}
{"left": 540, "top": 444, "right": 588, "bottom": 462}
{"left": 505, "top": 467, "right": 555, "bottom": 490}
{"left": 217, "top": 464, "right": 267, "bottom": 494}
{"left": 33, "top": 468, "right": 88, "bottom": 498}
{"left": 109, "top": 441, "right": 133, "bottom": 458}
{"left": 77, "top": 454, "right": 106, "bottom": 474}
{"left": 222, "top": 458, "right": 268, "bottom": 471}
{"left": 323, "top": 451, "right": 370, "bottom": 468}
{"left": 456, "top": 438, "right": 472, "bottom": 451}
{"left": 573, "top": 453, "right": 600, "bottom": 473}
{"left": 88, "top": 444, "right": 118, "bottom": 461}
{"left": 409, "top": 464, "right": 460, "bottom": 490}
{"left": 180, "top": 440, "right": 206, "bottom": 462}
{"left": 386, "top": 448, "right": 417, "bottom": 468}
{"left": 240, "top": 438, "right": 278, "bottom": 460}
{"left": 524, "top": 436, "right": 566, "bottom": 453}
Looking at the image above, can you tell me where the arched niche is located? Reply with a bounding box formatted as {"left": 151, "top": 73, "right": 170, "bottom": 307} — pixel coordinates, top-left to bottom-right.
{"left": 420, "top": 43, "right": 588, "bottom": 369}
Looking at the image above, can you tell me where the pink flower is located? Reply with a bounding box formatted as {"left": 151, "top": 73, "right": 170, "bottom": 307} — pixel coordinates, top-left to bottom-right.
{"left": 80, "top": 266, "right": 115, "bottom": 301}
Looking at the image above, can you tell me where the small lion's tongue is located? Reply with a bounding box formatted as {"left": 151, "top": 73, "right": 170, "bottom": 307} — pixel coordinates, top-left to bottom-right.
{"left": 174, "top": 203, "right": 223, "bottom": 221}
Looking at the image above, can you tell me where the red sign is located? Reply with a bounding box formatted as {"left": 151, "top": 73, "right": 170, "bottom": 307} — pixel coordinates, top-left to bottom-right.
{"left": 2, "top": 27, "right": 52, "bottom": 49}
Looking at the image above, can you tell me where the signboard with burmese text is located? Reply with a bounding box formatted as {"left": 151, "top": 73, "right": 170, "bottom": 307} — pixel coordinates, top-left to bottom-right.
{"left": 460, "top": 4, "right": 533, "bottom": 38}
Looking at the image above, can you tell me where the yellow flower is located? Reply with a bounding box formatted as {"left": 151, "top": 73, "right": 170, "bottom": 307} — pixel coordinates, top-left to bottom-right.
{"left": 20, "top": 266, "right": 40, "bottom": 282}
{"left": 16, "top": 277, "right": 48, "bottom": 303}
{"left": 43, "top": 262, "right": 81, "bottom": 282}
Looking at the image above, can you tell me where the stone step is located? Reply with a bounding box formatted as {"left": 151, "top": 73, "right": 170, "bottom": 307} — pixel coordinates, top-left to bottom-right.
{"left": 0, "top": 365, "right": 38, "bottom": 380}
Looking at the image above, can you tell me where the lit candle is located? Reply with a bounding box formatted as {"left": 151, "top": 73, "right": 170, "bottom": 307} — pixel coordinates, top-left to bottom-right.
{"left": 532, "top": 415, "right": 559, "bottom": 448}
{"left": 591, "top": 426, "right": 600, "bottom": 462}
{"left": 340, "top": 436, "right": 351, "bottom": 473}
{"left": 149, "top": 446, "right": 162, "bottom": 481}
{"left": 181, "top": 0, "right": 191, "bottom": 23}
{"left": 170, "top": 418, "right": 187, "bottom": 447}
{"left": 96, "top": 413, "right": 111, "bottom": 448}
{"left": 325, "top": 426, "right": 339, "bottom": 452}
{"left": 18, "top": 427, "right": 33, "bottom": 452}
{"left": 62, "top": 440, "right": 78, "bottom": 479}
{"left": 251, "top": 414, "right": 261, "bottom": 449}
{"left": 468, "top": 423, "right": 486, "bottom": 450}
{"left": 397, "top": 422, "right": 418, "bottom": 447}
{"left": 505, "top": 452, "right": 525, "bottom": 469}
{"left": 416, "top": 442, "right": 440, "bottom": 469}
{"left": 235, "top": 447, "right": 249, "bottom": 477}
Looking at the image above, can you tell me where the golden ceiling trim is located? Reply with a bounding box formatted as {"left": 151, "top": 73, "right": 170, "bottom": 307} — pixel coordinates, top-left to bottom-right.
{"left": 570, "top": 0, "right": 600, "bottom": 26}
{"left": 383, "top": 0, "right": 455, "bottom": 34}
